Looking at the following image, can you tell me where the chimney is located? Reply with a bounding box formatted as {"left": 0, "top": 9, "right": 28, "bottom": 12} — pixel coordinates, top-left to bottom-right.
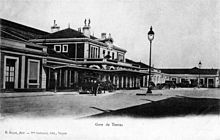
{"left": 51, "top": 20, "right": 60, "bottom": 33}
{"left": 101, "top": 33, "right": 106, "bottom": 39}
{"left": 108, "top": 33, "right": 113, "bottom": 43}
{"left": 78, "top": 27, "right": 81, "bottom": 32}
{"left": 82, "top": 19, "right": 91, "bottom": 38}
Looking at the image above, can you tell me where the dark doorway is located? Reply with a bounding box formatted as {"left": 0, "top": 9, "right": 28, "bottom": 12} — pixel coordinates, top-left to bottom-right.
{"left": 5, "top": 59, "right": 16, "bottom": 89}
{"left": 208, "top": 79, "right": 214, "bottom": 88}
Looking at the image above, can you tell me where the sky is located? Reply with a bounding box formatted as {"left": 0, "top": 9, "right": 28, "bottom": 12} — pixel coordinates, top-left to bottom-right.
{"left": 1, "top": 0, "right": 220, "bottom": 68}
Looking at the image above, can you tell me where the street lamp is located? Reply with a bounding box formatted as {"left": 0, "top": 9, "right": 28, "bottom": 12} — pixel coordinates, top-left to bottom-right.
{"left": 147, "top": 26, "right": 154, "bottom": 94}
{"left": 198, "top": 61, "right": 202, "bottom": 88}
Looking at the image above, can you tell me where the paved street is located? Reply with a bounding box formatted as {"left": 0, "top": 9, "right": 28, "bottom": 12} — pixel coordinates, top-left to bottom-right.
{"left": 1, "top": 88, "right": 220, "bottom": 119}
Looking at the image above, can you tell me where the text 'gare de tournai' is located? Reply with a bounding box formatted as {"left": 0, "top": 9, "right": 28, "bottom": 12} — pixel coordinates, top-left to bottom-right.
{"left": 0, "top": 18, "right": 220, "bottom": 92}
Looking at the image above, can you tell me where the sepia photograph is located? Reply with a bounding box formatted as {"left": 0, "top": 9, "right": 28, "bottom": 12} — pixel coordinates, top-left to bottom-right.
{"left": 0, "top": 0, "right": 220, "bottom": 139}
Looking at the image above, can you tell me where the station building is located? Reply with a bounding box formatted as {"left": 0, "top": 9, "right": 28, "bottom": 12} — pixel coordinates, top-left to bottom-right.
{"left": 1, "top": 18, "right": 219, "bottom": 93}
{"left": 0, "top": 18, "right": 151, "bottom": 92}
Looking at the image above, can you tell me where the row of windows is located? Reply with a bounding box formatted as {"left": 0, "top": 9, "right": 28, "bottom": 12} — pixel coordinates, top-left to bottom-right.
{"left": 53, "top": 44, "right": 124, "bottom": 61}
{"left": 90, "top": 46, "right": 99, "bottom": 58}
{"left": 54, "top": 45, "right": 68, "bottom": 53}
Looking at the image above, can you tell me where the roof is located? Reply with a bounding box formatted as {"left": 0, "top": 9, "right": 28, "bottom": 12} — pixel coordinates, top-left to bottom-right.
{"left": 1, "top": 30, "right": 27, "bottom": 41}
{"left": 0, "top": 18, "right": 49, "bottom": 40}
{"left": 125, "top": 58, "right": 140, "bottom": 67}
{"left": 125, "top": 58, "right": 155, "bottom": 69}
{"left": 113, "top": 45, "right": 127, "bottom": 52}
{"left": 160, "top": 67, "right": 219, "bottom": 75}
{"left": 37, "top": 28, "right": 86, "bottom": 39}
{"left": 1, "top": 18, "right": 127, "bottom": 53}
{"left": 37, "top": 28, "right": 126, "bottom": 52}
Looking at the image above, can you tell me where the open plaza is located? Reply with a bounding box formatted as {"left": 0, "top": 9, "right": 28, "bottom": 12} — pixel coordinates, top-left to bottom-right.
{"left": 1, "top": 88, "right": 220, "bottom": 119}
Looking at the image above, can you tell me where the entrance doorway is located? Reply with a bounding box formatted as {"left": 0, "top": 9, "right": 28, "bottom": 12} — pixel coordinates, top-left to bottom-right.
{"left": 208, "top": 79, "right": 214, "bottom": 88}
{"left": 5, "top": 59, "right": 16, "bottom": 89}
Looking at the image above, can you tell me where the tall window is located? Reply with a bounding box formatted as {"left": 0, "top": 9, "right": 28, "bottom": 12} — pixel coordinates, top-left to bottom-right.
{"left": 28, "top": 60, "right": 40, "bottom": 85}
{"left": 89, "top": 45, "right": 99, "bottom": 58}
{"left": 112, "top": 52, "right": 115, "bottom": 59}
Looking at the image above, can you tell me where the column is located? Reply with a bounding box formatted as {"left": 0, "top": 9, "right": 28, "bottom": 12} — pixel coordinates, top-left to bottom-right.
{"left": 136, "top": 77, "right": 138, "bottom": 87}
{"left": 74, "top": 71, "right": 78, "bottom": 83}
{"left": 113, "top": 76, "right": 115, "bottom": 85}
{"left": 116, "top": 76, "right": 119, "bottom": 89}
{"left": 68, "top": 70, "right": 71, "bottom": 87}
{"left": 121, "top": 76, "right": 124, "bottom": 88}
{"left": 64, "top": 69, "right": 68, "bottom": 87}
{"left": 41, "top": 67, "right": 46, "bottom": 89}
{"left": 143, "top": 76, "right": 145, "bottom": 87}
{"left": 133, "top": 77, "right": 135, "bottom": 87}
{"left": 59, "top": 69, "right": 62, "bottom": 87}
{"left": 21, "top": 56, "right": 25, "bottom": 88}
{"left": 125, "top": 76, "right": 127, "bottom": 88}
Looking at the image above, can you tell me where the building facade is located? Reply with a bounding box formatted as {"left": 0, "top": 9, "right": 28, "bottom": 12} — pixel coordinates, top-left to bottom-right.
{"left": 0, "top": 19, "right": 49, "bottom": 92}
{"left": 0, "top": 18, "right": 149, "bottom": 92}
{"left": 160, "top": 68, "right": 220, "bottom": 88}
{"left": 1, "top": 18, "right": 219, "bottom": 93}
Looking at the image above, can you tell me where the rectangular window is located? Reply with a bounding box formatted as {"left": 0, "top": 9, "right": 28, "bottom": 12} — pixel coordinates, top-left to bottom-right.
{"left": 29, "top": 61, "right": 38, "bottom": 83}
{"left": 112, "top": 52, "right": 115, "bottom": 59}
{"left": 62, "top": 45, "right": 68, "bottom": 53}
{"left": 89, "top": 45, "right": 99, "bottom": 58}
{"left": 54, "top": 45, "right": 61, "bottom": 52}
{"left": 28, "top": 60, "right": 40, "bottom": 85}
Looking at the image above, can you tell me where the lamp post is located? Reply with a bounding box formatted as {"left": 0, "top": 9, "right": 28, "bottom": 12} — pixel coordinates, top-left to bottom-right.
{"left": 198, "top": 61, "right": 202, "bottom": 88}
{"left": 147, "top": 26, "right": 154, "bottom": 94}
{"left": 54, "top": 70, "right": 57, "bottom": 93}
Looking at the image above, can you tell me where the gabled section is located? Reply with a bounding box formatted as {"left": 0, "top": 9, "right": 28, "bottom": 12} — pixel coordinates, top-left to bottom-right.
{"left": 37, "top": 28, "right": 87, "bottom": 39}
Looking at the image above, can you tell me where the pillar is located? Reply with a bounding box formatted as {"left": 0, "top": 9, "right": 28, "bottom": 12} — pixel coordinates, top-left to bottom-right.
{"left": 129, "top": 77, "right": 132, "bottom": 88}
{"left": 41, "top": 67, "right": 46, "bottom": 89}
{"left": 21, "top": 56, "right": 25, "bottom": 88}
{"left": 121, "top": 76, "right": 124, "bottom": 88}
{"left": 113, "top": 76, "right": 115, "bottom": 85}
{"left": 143, "top": 76, "right": 145, "bottom": 87}
{"left": 116, "top": 76, "right": 119, "bottom": 89}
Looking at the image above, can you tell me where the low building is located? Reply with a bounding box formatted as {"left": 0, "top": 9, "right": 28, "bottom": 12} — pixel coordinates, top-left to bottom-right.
{"left": 0, "top": 18, "right": 49, "bottom": 92}
{"left": 160, "top": 67, "right": 220, "bottom": 88}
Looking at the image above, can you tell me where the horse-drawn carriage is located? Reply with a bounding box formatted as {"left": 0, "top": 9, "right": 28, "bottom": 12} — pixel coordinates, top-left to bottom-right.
{"left": 79, "top": 76, "right": 116, "bottom": 94}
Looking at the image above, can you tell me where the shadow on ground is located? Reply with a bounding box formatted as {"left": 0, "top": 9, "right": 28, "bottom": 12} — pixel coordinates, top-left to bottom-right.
{"left": 89, "top": 96, "right": 220, "bottom": 118}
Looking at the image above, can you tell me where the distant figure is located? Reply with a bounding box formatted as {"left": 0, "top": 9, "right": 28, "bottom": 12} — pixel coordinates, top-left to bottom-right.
{"left": 93, "top": 81, "right": 98, "bottom": 96}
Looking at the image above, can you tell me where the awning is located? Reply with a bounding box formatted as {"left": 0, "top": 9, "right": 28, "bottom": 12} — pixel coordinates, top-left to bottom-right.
{"left": 43, "top": 64, "right": 148, "bottom": 75}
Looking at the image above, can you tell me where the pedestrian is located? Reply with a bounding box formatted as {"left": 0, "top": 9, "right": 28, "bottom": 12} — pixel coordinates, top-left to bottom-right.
{"left": 93, "top": 81, "right": 98, "bottom": 96}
